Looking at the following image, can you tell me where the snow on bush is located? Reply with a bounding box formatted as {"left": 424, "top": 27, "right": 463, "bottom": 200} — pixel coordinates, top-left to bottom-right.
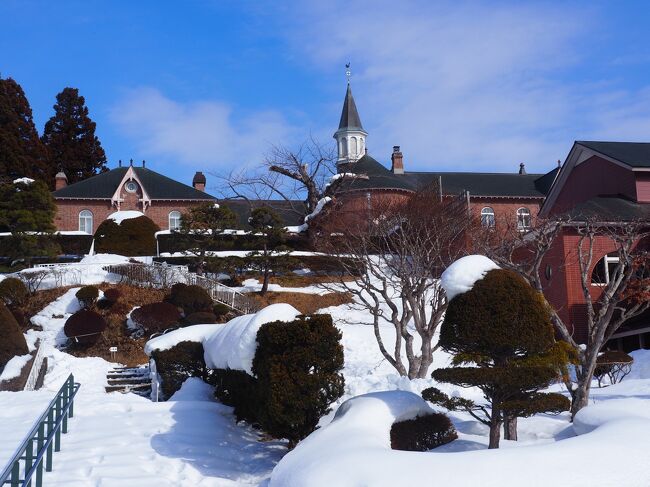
{"left": 0, "top": 353, "right": 32, "bottom": 382}
{"left": 440, "top": 254, "right": 499, "bottom": 300}
{"left": 107, "top": 210, "right": 145, "bottom": 224}
{"left": 12, "top": 177, "right": 34, "bottom": 185}
{"left": 145, "top": 303, "right": 301, "bottom": 375}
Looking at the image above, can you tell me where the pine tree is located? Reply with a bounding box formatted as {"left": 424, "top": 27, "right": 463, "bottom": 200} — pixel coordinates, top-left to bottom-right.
{"left": 0, "top": 77, "right": 50, "bottom": 182}
{"left": 41, "top": 87, "right": 107, "bottom": 184}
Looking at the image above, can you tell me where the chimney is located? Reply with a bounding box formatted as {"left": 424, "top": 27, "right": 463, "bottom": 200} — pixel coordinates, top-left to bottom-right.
{"left": 192, "top": 171, "right": 206, "bottom": 192}
{"left": 55, "top": 171, "right": 68, "bottom": 190}
{"left": 519, "top": 162, "right": 527, "bottom": 175}
{"left": 118, "top": 159, "right": 122, "bottom": 167}
{"left": 142, "top": 159, "right": 146, "bottom": 168}
{"left": 391, "top": 146, "right": 404, "bottom": 174}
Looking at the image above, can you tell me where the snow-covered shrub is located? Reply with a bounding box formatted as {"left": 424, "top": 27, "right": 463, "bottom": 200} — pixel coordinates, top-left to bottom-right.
{"left": 165, "top": 283, "right": 213, "bottom": 315}
{"left": 184, "top": 311, "right": 218, "bottom": 325}
{"left": 131, "top": 302, "right": 181, "bottom": 335}
{"left": 75, "top": 285, "right": 99, "bottom": 309}
{"left": 63, "top": 309, "right": 107, "bottom": 345}
{"left": 150, "top": 341, "right": 212, "bottom": 399}
{"left": 390, "top": 413, "right": 457, "bottom": 451}
{"left": 94, "top": 215, "right": 159, "bottom": 256}
{"left": 0, "top": 302, "right": 29, "bottom": 369}
{"left": 0, "top": 277, "right": 28, "bottom": 307}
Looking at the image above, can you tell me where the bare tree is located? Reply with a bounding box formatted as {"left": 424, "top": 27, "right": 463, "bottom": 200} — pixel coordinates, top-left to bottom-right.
{"left": 319, "top": 187, "right": 471, "bottom": 379}
{"left": 218, "top": 137, "right": 337, "bottom": 217}
{"left": 476, "top": 217, "right": 650, "bottom": 419}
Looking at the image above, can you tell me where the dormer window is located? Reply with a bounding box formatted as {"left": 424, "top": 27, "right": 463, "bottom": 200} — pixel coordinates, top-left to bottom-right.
{"left": 125, "top": 181, "right": 138, "bottom": 193}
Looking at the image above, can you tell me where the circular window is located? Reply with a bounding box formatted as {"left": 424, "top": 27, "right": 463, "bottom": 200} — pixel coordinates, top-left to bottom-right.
{"left": 125, "top": 181, "right": 138, "bottom": 193}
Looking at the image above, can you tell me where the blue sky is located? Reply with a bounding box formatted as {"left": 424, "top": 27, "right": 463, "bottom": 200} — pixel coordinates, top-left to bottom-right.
{"left": 2, "top": 1, "right": 650, "bottom": 193}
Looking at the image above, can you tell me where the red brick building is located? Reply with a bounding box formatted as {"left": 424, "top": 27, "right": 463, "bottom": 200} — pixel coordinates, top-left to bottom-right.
{"left": 52, "top": 162, "right": 216, "bottom": 234}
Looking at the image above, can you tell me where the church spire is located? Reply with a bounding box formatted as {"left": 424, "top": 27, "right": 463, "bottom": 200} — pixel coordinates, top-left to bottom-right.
{"left": 334, "top": 63, "right": 367, "bottom": 166}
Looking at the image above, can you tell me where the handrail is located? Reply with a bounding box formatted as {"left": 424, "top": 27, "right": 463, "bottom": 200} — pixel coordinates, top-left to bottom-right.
{"left": 0, "top": 374, "right": 80, "bottom": 487}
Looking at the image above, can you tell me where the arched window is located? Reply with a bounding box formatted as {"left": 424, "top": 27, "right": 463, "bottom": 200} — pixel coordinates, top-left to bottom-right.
{"left": 351, "top": 137, "right": 358, "bottom": 155}
{"left": 481, "top": 207, "right": 495, "bottom": 228}
{"left": 516, "top": 207, "right": 531, "bottom": 230}
{"left": 342, "top": 138, "right": 348, "bottom": 156}
{"left": 168, "top": 211, "right": 181, "bottom": 231}
{"left": 79, "top": 210, "right": 93, "bottom": 234}
{"left": 592, "top": 253, "right": 620, "bottom": 285}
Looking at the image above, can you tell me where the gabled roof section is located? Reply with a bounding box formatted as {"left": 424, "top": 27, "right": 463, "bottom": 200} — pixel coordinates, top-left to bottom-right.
{"left": 338, "top": 84, "right": 364, "bottom": 131}
{"left": 566, "top": 196, "right": 650, "bottom": 221}
{"left": 335, "top": 154, "right": 415, "bottom": 192}
{"left": 577, "top": 141, "right": 650, "bottom": 168}
{"left": 53, "top": 166, "right": 216, "bottom": 200}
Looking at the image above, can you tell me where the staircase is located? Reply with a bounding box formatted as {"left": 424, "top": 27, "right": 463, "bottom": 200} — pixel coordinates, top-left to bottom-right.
{"left": 106, "top": 366, "right": 152, "bottom": 397}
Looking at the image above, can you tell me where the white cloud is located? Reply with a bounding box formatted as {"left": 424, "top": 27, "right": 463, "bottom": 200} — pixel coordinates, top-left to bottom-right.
{"left": 109, "top": 87, "right": 296, "bottom": 171}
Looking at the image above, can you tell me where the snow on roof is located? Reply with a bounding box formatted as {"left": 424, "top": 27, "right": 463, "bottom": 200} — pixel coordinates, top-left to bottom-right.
{"left": 145, "top": 303, "right": 301, "bottom": 375}
{"left": 13, "top": 177, "right": 34, "bottom": 185}
{"left": 107, "top": 210, "right": 145, "bottom": 224}
{"left": 440, "top": 254, "right": 500, "bottom": 300}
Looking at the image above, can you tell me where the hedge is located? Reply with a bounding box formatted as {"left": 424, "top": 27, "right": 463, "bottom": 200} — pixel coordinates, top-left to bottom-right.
{"left": 156, "top": 232, "right": 311, "bottom": 254}
{"left": 165, "top": 283, "right": 213, "bottom": 315}
{"left": 184, "top": 311, "right": 218, "bottom": 325}
{"left": 64, "top": 309, "right": 107, "bottom": 346}
{"left": 131, "top": 302, "right": 182, "bottom": 335}
{"left": 0, "top": 278, "right": 28, "bottom": 307}
{"left": 390, "top": 413, "right": 458, "bottom": 451}
{"left": 0, "top": 302, "right": 29, "bottom": 369}
{"left": 94, "top": 216, "right": 159, "bottom": 256}
{"left": 150, "top": 341, "right": 213, "bottom": 400}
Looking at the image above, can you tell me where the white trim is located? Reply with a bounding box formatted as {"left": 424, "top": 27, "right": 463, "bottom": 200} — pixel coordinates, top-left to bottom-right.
{"left": 110, "top": 166, "right": 152, "bottom": 211}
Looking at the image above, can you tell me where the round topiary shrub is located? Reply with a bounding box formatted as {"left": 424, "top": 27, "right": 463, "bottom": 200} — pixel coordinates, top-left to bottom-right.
{"left": 213, "top": 302, "right": 231, "bottom": 318}
{"left": 165, "top": 283, "right": 213, "bottom": 315}
{"left": 0, "top": 277, "right": 28, "bottom": 307}
{"left": 184, "top": 311, "right": 218, "bottom": 325}
{"left": 75, "top": 285, "right": 99, "bottom": 309}
{"left": 102, "top": 288, "right": 121, "bottom": 304}
{"left": 390, "top": 413, "right": 458, "bottom": 451}
{"left": 0, "top": 302, "right": 29, "bottom": 369}
{"left": 131, "top": 302, "right": 181, "bottom": 335}
{"left": 94, "top": 215, "right": 160, "bottom": 256}
{"left": 64, "top": 309, "right": 108, "bottom": 346}
{"left": 150, "top": 341, "right": 211, "bottom": 399}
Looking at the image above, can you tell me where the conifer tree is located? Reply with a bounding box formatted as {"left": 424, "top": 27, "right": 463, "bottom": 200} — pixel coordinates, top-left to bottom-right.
{"left": 0, "top": 77, "right": 50, "bottom": 182}
{"left": 41, "top": 87, "right": 107, "bottom": 184}
{"left": 423, "top": 269, "right": 574, "bottom": 449}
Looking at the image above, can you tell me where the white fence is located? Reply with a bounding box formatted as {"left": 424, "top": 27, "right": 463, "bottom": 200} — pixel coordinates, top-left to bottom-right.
{"left": 24, "top": 343, "right": 45, "bottom": 391}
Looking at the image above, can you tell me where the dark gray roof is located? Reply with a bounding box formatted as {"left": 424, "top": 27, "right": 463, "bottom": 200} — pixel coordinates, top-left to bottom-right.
{"left": 338, "top": 84, "right": 364, "bottom": 131}
{"left": 566, "top": 196, "right": 650, "bottom": 221}
{"left": 220, "top": 199, "right": 306, "bottom": 230}
{"left": 53, "top": 166, "right": 216, "bottom": 200}
{"left": 577, "top": 141, "right": 650, "bottom": 168}
{"left": 335, "top": 154, "right": 415, "bottom": 192}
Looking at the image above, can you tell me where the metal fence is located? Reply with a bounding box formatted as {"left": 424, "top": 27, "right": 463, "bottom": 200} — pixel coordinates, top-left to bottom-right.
{"left": 0, "top": 374, "right": 80, "bottom": 487}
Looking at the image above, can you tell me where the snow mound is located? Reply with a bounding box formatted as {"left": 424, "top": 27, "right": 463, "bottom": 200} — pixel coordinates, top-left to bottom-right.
{"left": 145, "top": 303, "right": 301, "bottom": 375}
{"left": 0, "top": 354, "right": 32, "bottom": 382}
{"left": 107, "top": 210, "right": 145, "bottom": 224}
{"left": 573, "top": 397, "right": 650, "bottom": 435}
{"left": 626, "top": 349, "right": 650, "bottom": 380}
{"left": 79, "top": 253, "right": 130, "bottom": 265}
{"left": 441, "top": 254, "right": 499, "bottom": 300}
{"left": 13, "top": 177, "right": 34, "bottom": 185}
{"left": 169, "top": 377, "right": 215, "bottom": 402}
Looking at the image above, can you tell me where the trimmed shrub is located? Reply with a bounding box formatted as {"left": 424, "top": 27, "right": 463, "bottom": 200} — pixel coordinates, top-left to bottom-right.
{"left": 213, "top": 368, "right": 261, "bottom": 425}
{"left": 10, "top": 308, "right": 26, "bottom": 327}
{"left": 165, "top": 283, "right": 213, "bottom": 315}
{"left": 213, "top": 302, "right": 231, "bottom": 318}
{"left": 94, "top": 215, "right": 159, "bottom": 256}
{"left": 184, "top": 311, "right": 218, "bottom": 325}
{"left": 102, "top": 288, "right": 121, "bottom": 304}
{"left": 390, "top": 413, "right": 458, "bottom": 451}
{"left": 0, "top": 278, "right": 28, "bottom": 307}
{"left": 64, "top": 309, "right": 107, "bottom": 346}
{"left": 75, "top": 285, "right": 99, "bottom": 309}
{"left": 0, "top": 302, "right": 29, "bottom": 369}
{"left": 131, "top": 302, "right": 181, "bottom": 335}
{"left": 594, "top": 350, "right": 634, "bottom": 387}
{"left": 151, "top": 341, "right": 212, "bottom": 399}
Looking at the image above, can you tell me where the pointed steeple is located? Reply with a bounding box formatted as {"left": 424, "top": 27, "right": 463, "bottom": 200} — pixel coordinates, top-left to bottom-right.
{"left": 334, "top": 65, "right": 368, "bottom": 166}
{"left": 338, "top": 84, "right": 364, "bottom": 131}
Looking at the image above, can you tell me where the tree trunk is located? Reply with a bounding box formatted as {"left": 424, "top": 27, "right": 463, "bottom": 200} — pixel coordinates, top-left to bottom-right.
{"left": 503, "top": 415, "right": 517, "bottom": 441}
{"left": 415, "top": 336, "right": 433, "bottom": 379}
{"left": 570, "top": 376, "right": 592, "bottom": 420}
{"left": 261, "top": 268, "right": 270, "bottom": 295}
{"left": 488, "top": 408, "right": 502, "bottom": 449}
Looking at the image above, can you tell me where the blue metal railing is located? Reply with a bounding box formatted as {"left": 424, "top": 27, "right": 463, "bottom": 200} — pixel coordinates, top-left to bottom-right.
{"left": 0, "top": 374, "right": 80, "bottom": 487}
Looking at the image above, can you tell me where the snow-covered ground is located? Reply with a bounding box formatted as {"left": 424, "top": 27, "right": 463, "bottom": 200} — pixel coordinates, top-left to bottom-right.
{"left": 2, "top": 255, "right": 650, "bottom": 486}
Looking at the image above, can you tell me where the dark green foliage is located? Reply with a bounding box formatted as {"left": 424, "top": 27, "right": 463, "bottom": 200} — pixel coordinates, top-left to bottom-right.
{"left": 426, "top": 269, "right": 574, "bottom": 449}
{"left": 213, "top": 314, "right": 345, "bottom": 448}
{"left": 0, "top": 277, "right": 28, "bottom": 307}
{"left": 63, "top": 309, "right": 107, "bottom": 345}
{"left": 0, "top": 77, "right": 50, "bottom": 182}
{"left": 94, "top": 215, "right": 159, "bottom": 256}
{"left": 151, "top": 341, "right": 212, "bottom": 399}
{"left": 130, "top": 302, "right": 181, "bottom": 335}
{"left": 390, "top": 413, "right": 458, "bottom": 451}
{"left": 75, "top": 285, "right": 99, "bottom": 309}
{"left": 213, "top": 302, "right": 231, "bottom": 318}
{"left": 177, "top": 203, "right": 237, "bottom": 264}
{"left": 165, "top": 283, "right": 213, "bottom": 315}
{"left": 0, "top": 302, "right": 29, "bottom": 369}
{"left": 41, "top": 87, "right": 107, "bottom": 184}
{"left": 184, "top": 312, "right": 218, "bottom": 325}
{"left": 102, "top": 288, "right": 121, "bottom": 304}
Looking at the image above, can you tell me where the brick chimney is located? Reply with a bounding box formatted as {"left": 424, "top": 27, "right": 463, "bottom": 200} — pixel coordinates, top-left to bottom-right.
{"left": 55, "top": 171, "right": 68, "bottom": 190}
{"left": 192, "top": 171, "right": 206, "bottom": 192}
{"left": 391, "top": 146, "right": 404, "bottom": 174}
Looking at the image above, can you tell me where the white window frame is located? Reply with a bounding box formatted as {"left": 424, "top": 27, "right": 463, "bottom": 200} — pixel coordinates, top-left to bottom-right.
{"left": 168, "top": 211, "right": 181, "bottom": 231}
{"left": 591, "top": 254, "right": 620, "bottom": 286}
{"left": 516, "top": 207, "right": 531, "bottom": 230}
{"left": 481, "top": 207, "right": 495, "bottom": 228}
{"left": 79, "top": 210, "right": 93, "bottom": 234}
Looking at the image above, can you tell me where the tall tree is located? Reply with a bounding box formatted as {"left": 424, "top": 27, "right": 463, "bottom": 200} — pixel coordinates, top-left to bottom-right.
{"left": 0, "top": 77, "right": 50, "bottom": 182}
{"left": 41, "top": 87, "right": 107, "bottom": 184}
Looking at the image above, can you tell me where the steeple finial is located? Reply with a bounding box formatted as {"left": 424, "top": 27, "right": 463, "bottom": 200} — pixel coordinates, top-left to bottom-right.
{"left": 345, "top": 62, "right": 351, "bottom": 84}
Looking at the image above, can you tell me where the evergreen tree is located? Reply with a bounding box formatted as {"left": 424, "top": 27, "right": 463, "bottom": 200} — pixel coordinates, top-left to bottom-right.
{"left": 423, "top": 269, "right": 574, "bottom": 449}
{"left": 0, "top": 77, "right": 50, "bottom": 182}
{"left": 41, "top": 87, "right": 107, "bottom": 184}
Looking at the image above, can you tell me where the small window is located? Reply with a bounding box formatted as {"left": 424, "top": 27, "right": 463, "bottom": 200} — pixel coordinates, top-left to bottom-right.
{"left": 481, "top": 207, "right": 495, "bottom": 228}
{"left": 169, "top": 211, "right": 181, "bottom": 231}
{"left": 517, "top": 207, "right": 531, "bottom": 230}
{"left": 592, "top": 253, "right": 620, "bottom": 285}
{"left": 79, "top": 210, "right": 93, "bottom": 234}
{"left": 125, "top": 181, "right": 138, "bottom": 193}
